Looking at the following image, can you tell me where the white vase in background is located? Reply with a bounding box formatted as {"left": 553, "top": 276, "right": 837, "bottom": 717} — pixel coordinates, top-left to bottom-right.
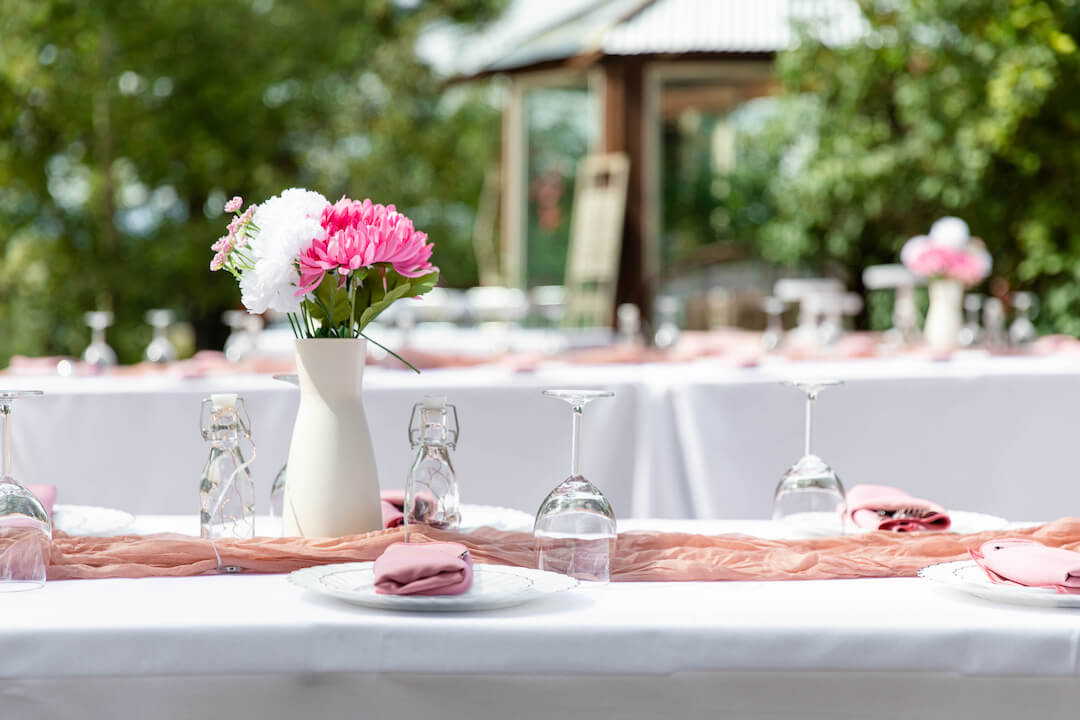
{"left": 924, "top": 278, "right": 964, "bottom": 353}
{"left": 283, "top": 338, "right": 382, "bottom": 537}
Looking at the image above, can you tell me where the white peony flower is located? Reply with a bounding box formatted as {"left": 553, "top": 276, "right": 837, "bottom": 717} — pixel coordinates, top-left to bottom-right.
{"left": 927, "top": 217, "right": 971, "bottom": 248}
{"left": 239, "top": 188, "right": 329, "bottom": 315}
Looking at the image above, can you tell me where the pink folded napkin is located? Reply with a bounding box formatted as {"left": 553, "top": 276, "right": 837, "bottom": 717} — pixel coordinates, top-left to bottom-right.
{"left": 846, "top": 484, "right": 951, "bottom": 532}
{"left": 971, "top": 538, "right": 1080, "bottom": 594}
{"left": 380, "top": 490, "right": 405, "bottom": 529}
{"left": 27, "top": 484, "right": 56, "bottom": 517}
{"left": 380, "top": 489, "right": 440, "bottom": 529}
{"left": 373, "top": 541, "right": 473, "bottom": 596}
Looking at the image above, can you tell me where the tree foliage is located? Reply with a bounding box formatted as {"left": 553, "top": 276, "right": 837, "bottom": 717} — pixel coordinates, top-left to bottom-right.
{"left": 733, "top": 0, "right": 1080, "bottom": 332}
{"left": 0, "top": 0, "right": 503, "bottom": 362}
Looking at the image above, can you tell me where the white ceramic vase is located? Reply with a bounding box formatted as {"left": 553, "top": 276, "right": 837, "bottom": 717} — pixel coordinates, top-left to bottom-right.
{"left": 924, "top": 278, "right": 964, "bottom": 353}
{"left": 282, "top": 338, "right": 382, "bottom": 537}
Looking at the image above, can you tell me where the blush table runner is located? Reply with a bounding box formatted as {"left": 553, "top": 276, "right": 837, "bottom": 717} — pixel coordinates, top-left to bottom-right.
{"left": 44, "top": 518, "right": 1080, "bottom": 582}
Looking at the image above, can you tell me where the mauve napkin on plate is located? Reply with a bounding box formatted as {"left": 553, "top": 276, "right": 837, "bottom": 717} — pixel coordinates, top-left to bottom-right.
{"left": 373, "top": 541, "right": 473, "bottom": 596}
{"left": 381, "top": 490, "right": 405, "bottom": 529}
{"left": 27, "top": 484, "right": 56, "bottom": 517}
{"left": 846, "top": 484, "right": 951, "bottom": 532}
{"left": 971, "top": 538, "right": 1080, "bottom": 594}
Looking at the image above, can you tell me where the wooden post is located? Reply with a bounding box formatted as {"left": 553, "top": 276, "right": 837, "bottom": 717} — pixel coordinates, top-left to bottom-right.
{"left": 603, "top": 58, "right": 649, "bottom": 324}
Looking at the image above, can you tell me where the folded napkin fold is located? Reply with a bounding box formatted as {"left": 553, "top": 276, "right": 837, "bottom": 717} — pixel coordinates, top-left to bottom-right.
{"left": 846, "top": 484, "right": 951, "bottom": 532}
{"left": 380, "top": 489, "right": 440, "bottom": 529}
{"left": 27, "top": 484, "right": 56, "bottom": 518}
{"left": 380, "top": 490, "right": 405, "bottom": 529}
{"left": 971, "top": 538, "right": 1080, "bottom": 594}
{"left": 373, "top": 541, "right": 473, "bottom": 596}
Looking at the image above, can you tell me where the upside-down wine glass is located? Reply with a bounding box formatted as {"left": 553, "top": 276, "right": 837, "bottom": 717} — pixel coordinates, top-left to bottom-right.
{"left": 773, "top": 380, "right": 846, "bottom": 533}
{"left": 534, "top": 389, "right": 617, "bottom": 583}
{"left": 144, "top": 309, "right": 178, "bottom": 364}
{"left": 82, "top": 311, "right": 118, "bottom": 369}
{"left": 0, "top": 390, "right": 51, "bottom": 591}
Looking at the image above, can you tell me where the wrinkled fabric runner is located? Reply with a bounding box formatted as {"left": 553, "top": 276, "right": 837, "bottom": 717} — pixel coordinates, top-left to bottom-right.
{"left": 45, "top": 518, "right": 1080, "bottom": 582}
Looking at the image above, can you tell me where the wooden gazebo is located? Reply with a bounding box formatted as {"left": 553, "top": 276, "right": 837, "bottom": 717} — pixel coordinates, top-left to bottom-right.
{"left": 459, "top": 0, "right": 860, "bottom": 319}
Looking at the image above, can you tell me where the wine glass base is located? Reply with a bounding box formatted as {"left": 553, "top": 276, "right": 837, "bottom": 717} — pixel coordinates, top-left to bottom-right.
{"left": 0, "top": 579, "right": 45, "bottom": 593}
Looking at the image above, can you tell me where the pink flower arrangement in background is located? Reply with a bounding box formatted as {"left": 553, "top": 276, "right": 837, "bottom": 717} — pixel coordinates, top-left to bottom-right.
{"left": 209, "top": 188, "right": 438, "bottom": 366}
{"left": 900, "top": 217, "right": 992, "bottom": 286}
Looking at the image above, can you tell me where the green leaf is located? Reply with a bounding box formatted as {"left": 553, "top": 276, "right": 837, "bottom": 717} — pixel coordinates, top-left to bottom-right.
{"left": 307, "top": 275, "right": 351, "bottom": 329}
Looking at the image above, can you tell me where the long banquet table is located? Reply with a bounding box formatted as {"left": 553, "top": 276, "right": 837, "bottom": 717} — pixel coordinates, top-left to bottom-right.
{"left": 6, "top": 516, "right": 1080, "bottom": 720}
{"left": 6, "top": 353, "right": 1080, "bottom": 522}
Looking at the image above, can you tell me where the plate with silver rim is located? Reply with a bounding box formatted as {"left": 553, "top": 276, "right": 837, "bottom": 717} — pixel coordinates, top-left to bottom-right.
{"left": 289, "top": 562, "right": 578, "bottom": 612}
{"left": 780, "top": 510, "right": 1010, "bottom": 539}
{"left": 459, "top": 504, "right": 534, "bottom": 533}
{"left": 52, "top": 504, "right": 136, "bottom": 536}
{"left": 918, "top": 559, "right": 1080, "bottom": 609}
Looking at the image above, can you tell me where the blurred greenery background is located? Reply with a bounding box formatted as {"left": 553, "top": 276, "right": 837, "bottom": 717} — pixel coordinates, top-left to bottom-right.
{"left": 2, "top": 0, "right": 1079, "bottom": 364}
{"left": 0, "top": 0, "right": 504, "bottom": 363}
{"left": 686, "top": 0, "right": 1080, "bottom": 333}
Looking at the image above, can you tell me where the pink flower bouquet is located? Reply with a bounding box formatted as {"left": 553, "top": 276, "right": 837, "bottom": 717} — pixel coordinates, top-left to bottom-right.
{"left": 900, "top": 217, "right": 992, "bottom": 286}
{"left": 210, "top": 189, "right": 438, "bottom": 369}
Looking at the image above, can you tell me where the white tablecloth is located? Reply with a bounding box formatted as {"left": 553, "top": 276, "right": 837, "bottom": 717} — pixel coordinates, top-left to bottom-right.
{"left": 5, "top": 516, "right": 1080, "bottom": 719}
{"left": 5, "top": 353, "right": 1080, "bottom": 521}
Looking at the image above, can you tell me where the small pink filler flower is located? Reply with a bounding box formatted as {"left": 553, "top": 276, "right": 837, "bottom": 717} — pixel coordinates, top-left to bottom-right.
{"left": 296, "top": 197, "right": 436, "bottom": 296}
{"left": 224, "top": 196, "right": 243, "bottom": 213}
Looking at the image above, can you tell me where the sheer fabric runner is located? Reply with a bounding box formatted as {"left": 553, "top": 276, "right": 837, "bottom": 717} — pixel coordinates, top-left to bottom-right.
{"left": 44, "top": 518, "right": 1080, "bottom": 582}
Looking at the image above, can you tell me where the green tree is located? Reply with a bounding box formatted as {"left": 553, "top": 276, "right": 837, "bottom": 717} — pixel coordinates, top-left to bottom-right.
{"left": 730, "top": 0, "right": 1080, "bottom": 332}
{"left": 0, "top": 0, "right": 503, "bottom": 363}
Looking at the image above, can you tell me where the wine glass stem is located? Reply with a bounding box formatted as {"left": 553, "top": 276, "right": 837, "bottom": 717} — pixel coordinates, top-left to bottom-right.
{"left": 0, "top": 402, "right": 11, "bottom": 480}
{"left": 570, "top": 404, "right": 583, "bottom": 477}
{"left": 804, "top": 394, "right": 815, "bottom": 457}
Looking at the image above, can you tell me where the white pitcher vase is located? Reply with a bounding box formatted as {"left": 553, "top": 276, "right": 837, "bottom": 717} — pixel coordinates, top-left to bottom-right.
{"left": 924, "top": 278, "right": 964, "bottom": 353}
{"left": 283, "top": 338, "right": 382, "bottom": 537}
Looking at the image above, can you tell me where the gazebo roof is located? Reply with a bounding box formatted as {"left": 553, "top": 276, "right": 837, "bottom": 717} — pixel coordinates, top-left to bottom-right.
{"left": 469, "top": 0, "right": 865, "bottom": 76}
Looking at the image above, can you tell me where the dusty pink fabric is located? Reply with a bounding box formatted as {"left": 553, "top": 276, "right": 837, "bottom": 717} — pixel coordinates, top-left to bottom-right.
{"left": 846, "top": 484, "right": 951, "bottom": 532}
{"left": 381, "top": 491, "right": 405, "bottom": 529}
{"left": 374, "top": 542, "right": 472, "bottom": 595}
{"left": 970, "top": 538, "right": 1080, "bottom": 594}
{"left": 27, "top": 484, "right": 56, "bottom": 517}
{"left": 44, "top": 518, "right": 1080, "bottom": 583}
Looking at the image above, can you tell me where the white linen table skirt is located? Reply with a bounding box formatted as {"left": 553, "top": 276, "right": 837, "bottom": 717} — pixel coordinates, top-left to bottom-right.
{"left": 4, "top": 353, "right": 1080, "bottom": 521}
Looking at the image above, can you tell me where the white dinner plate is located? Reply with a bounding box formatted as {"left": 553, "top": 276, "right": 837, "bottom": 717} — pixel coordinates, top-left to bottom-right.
{"left": 459, "top": 504, "right": 533, "bottom": 533}
{"left": 779, "top": 509, "right": 1010, "bottom": 538}
{"left": 918, "top": 559, "right": 1080, "bottom": 609}
{"left": 289, "top": 562, "right": 577, "bottom": 612}
{"left": 52, "top": 504, "right": 136, "bottom": 536}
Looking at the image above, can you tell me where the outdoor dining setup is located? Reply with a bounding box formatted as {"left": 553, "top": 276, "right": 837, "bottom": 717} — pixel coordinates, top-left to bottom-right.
{"left": 1, "top": 188, "right": 1079, "bottom": 720}
{"left": 4, "top": 0, "right": 1080, "bottom": 718}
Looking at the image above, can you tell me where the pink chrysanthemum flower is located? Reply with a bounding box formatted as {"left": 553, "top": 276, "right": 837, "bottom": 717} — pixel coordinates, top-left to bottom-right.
{"left": 296, "top": 197, "right": 436, "bottom": 296}
{"left": 224, "top": 196, "right": 243, "bottom": 213}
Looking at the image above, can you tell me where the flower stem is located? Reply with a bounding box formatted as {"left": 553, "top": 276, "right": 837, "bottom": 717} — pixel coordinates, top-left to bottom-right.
{"left": 348, "top": 278, "right": 357, "bottom": 337}
{"left": 360, "top": 330, "right": 419, "bottom": 374}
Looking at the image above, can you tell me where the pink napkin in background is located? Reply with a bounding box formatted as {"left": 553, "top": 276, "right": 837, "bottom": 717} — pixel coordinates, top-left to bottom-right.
{"left": 27, "top": 484, "right": 56, "bottom": 517}
{"left": 846, "top": 484, "right": 951, "bottom": 532}
{"left": 381, "top": 490, "right": 405, "bottom": 529}
{"left": 373, "top": 541, "right": 473, "bottom": 595}
{"left": 970, "top": 538, "right": 1080, "bottom": 594}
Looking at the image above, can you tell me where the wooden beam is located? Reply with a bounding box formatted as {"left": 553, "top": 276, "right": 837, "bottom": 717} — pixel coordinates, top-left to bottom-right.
{"left": 602, "top": 57, "right": 650, "bottom": 324}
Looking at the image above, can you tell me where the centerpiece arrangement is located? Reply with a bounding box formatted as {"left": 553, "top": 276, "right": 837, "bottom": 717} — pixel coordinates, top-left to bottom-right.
{"left": 211, "top": 189, "right": 438, "bottom": 537}
{"left": 900, "top": 217, "right": 991, "bottom": 352}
